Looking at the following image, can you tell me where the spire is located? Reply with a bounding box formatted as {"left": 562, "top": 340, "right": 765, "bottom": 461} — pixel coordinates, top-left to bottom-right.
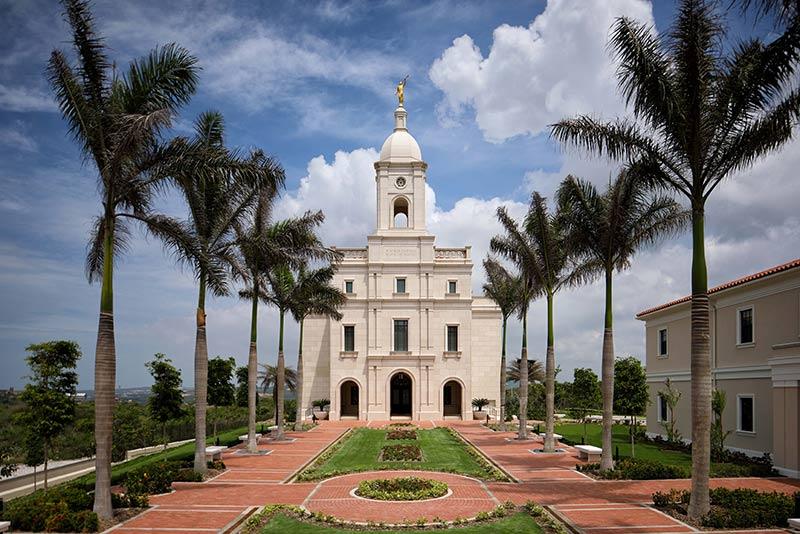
{"left": 394, "top": 105, "right": 407, "bottom": 131}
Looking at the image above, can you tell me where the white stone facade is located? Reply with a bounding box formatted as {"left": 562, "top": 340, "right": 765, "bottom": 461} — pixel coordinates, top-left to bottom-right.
{"left": 300, "top": 104, "right": 502, "bottom": 421}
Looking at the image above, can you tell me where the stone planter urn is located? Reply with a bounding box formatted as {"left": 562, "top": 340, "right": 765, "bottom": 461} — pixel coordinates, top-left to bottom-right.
{"left": 313, "top": 410, "right": 329, "bottom": 420}
{"left": 472, "top": 411, "right": 488, "bottom": 421}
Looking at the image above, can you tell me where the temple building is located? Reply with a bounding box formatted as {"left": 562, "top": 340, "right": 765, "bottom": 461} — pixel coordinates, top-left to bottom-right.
{"left": 299, "top": 100, "right": 502, "bottom": 421}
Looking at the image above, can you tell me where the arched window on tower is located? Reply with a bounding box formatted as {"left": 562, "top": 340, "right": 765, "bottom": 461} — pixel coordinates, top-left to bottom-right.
{"left": 393, "top": 197, "right": 409, "bottom": 228}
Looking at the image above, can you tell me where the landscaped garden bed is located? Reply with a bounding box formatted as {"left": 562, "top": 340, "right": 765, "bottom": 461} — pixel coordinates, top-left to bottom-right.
{"left": 241, "top": 502, "right": 568, "bottom": 532}
{"left": 355, "top": 477, "right": 448, "bottom": 501}
{"left": 380, "top": 444, "right": 423, "bottom": 461}
{"left": 652, "top": 487, "right": 799, "bottom": 530}
{"left": 294, "top": 427, "right": 509, "bottom": 482}
{"left": 386, "top": 429, "right": 417, "bottom": 440}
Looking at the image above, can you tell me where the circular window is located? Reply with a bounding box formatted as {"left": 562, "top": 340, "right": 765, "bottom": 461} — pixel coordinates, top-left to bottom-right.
{"left": 395, "top": 177, "right": 407, "bottom": 188}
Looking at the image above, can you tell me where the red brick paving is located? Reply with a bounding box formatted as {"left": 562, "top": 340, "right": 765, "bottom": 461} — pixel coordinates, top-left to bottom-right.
{"left": 108, "top": 421, "right": 800, "bottom": 533}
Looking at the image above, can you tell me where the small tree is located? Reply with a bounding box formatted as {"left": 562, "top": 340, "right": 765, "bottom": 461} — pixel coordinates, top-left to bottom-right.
{"left": 235, "top": 366, "right": 251, "bottom": 408}
{"left": 711, "top": 389, "right": 731, "bottom": 461}
{"left": 207, "top": 356, "right": 236, "bottom": 407}
{"left": 17, "top": 340, "right": 81, "bottom": 490}
{"left": 146, "top": 353, "right": 184, "bottom": 450}
{"left": 569, "top": 368, "right": 601, "bottom": 441}
{"left": 658, "top": 378, "right": 682, "bottom": 445}
{"left": 613, "top": 356, "right": 648, "bottom": 458}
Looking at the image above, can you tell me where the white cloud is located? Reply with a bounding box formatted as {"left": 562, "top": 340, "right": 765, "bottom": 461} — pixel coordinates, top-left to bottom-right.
{"left": 429, "top": 0, "right": 655, "bottom": 142}
{"left": 0, "top": 128, "right": 37, "bottom": 152}
{"left": 0, "top": 84, "right": 56, "bottom": 113}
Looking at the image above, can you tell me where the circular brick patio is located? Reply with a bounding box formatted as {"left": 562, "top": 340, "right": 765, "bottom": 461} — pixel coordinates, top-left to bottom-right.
{"left": 303, "top": 470, "right": 499, "bottom": 524}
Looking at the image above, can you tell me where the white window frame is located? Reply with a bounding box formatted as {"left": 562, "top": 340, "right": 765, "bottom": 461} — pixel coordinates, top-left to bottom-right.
{"left": 737, "top": 393, "right": 756, "bottom": 434}
{"left": 342, "top": 324, "right": 356, "bottom": 353}
{"left": 444, "top": 323, "right": 459, "bottom": 353}
{"left": 395, "top": 277, "right": 407, "bottom": 294}
{"left": 391, "top": 317, "right": 410, "bottom": 353}
{"left": 736, "top": 305, "right": 755, "bottom": 347}
{"left": 344, "top": 279, "right": 354, "bottom": 295}
{"left": 447, "top": 279, "right": 458, "bottom": 294}
{"left": 657, "top": 394, "right": 670, "bottom": 423}
{"left": 657, "top": 327, "right": 668, "bottom": 358}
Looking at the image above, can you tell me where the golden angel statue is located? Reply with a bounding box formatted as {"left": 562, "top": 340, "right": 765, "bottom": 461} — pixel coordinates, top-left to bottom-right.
{"left": 396, "top": 75, "right": 409, "bottom": 105}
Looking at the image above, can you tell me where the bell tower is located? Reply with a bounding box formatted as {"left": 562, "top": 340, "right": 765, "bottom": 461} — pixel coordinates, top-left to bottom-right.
{"left": 373, "top": 104, "right": 428, "bottom": 235}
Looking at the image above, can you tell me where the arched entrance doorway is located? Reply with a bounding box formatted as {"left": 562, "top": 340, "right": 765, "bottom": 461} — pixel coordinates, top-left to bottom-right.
{"left": 443, "top": 380, "right": 462, "bottom": 418}
{"left": 340, "top": 380, "right": 359, "bottom": 419}
{"left": 390, "top": 372, "right": 412, "bottom": 417}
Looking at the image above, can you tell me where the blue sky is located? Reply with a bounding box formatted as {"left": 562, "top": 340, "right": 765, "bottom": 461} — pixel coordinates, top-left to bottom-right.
{"left": 1, "top": 0, "right": 797, "bottom": 390}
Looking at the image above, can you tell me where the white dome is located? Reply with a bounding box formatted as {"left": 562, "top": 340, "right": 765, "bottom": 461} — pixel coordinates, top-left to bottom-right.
{"left": 379, "top": 106, "right": 422, "bottom": 162}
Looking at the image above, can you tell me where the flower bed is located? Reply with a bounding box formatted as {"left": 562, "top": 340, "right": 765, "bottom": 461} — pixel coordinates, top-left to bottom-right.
{"left": 380, "top": 443, "right": 423, "bottom": 461}
{"left": 386, "top": 429, "right": 417, "bottom": 440}
{"left": 355, "top": 476, "right": 448, "bottom": 501}
{"left": 652, "top": 487, "right": 798, "bottom": 530}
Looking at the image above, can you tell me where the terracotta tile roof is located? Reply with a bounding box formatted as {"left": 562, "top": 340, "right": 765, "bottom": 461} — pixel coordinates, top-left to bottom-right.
{"left": 636, "top": 258, "right": 800, "bottom": 318}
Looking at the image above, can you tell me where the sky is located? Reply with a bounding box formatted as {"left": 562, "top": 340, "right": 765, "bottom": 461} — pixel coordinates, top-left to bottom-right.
{"left": 0, "top": 0, "right": 798, "bottom": 390}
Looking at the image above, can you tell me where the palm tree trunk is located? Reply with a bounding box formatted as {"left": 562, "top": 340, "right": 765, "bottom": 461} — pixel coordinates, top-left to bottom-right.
{"left": 274, "top": 310, "right": 286, "bottom": 440}
{"left": 93, "top": 221, "right": 115, "bottom": 519}
{"left": 544, "top": 293, "right": 556, "bottom": 453}
{"left": 688, "top": 206, "right": 711, "bottom": 519}
{"left": 499, "top": 316, "right": 507, "bottom": 432}
{"left": 600, "top": 269, "right": 615, "bottom": 470}
{"left": 193, "top": 275, "right": 208, "bottom": 474}
{"left": 295, "top": 318, "right": 305, "bottom": 431}
{"left": 247, "top": 283, "right": 258, "bottom": 453}
{"left": 518, "top": 309, "right": 528, "bottom": 440}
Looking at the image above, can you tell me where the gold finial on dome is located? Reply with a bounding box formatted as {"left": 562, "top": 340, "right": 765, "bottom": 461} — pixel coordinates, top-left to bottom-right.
{"left": 395, "top": 75, "right": 409, "bottom": 106}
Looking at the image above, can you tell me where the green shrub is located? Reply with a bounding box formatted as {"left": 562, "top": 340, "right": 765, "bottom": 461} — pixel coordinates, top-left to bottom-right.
{"left": 3, "top": 485, "right": 94, "bottom": 532}
{"left": 379, "top": 444, "right": 423, "bottom": 461}
{"left": 112, "top": 492, "right": 149, "bottom": 508}
{"left": 123, "top": 460, "right": 196, "bottom": 495}
{"left": 43, "top": 510, "right": 98, "bottom": 533}
{"left": 355, "top": 477, "right": 448, "bottom": 501}
{"left": 386, "top": 429, "right": 417, "bottom": 440}
{"left": 594, "top": 457, "right": 688, "bottom": 480}
{"left": 653, "top": 487, "right": 796, "bottom": 529}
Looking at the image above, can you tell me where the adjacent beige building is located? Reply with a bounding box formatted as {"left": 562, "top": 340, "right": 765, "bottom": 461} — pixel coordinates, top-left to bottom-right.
{"left": 300, "top": 102, "right": 502, "bottom": 421}
{"left": 637, "top": 259, "right": 800, "bottom": 477}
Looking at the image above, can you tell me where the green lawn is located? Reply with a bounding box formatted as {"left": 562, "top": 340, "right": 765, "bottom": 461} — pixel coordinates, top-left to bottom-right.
{"left": 297, "top": 427, "right": 506, "bottom": 481}
{"left": 260, "top": 513, "right": 543, "bottom": 533}
{"left": 554, "top": 423, "right": 693, "bottom": 467}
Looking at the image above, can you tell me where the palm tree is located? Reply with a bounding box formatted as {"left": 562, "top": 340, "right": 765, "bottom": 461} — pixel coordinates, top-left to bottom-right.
{"left": 551, "top": 0, "right": 800, "bottom": 515}
{"left": 492, "top": 194, "right": 589, "bottom": 451}
{"left": 258, "top": 363, "right": 297, "bottom": 426}
{"left": 506, "top": 357, "right": 545, "bottom": 385}
{"left": 288, "top": 265, "right": 346, "bottom": 430}
{"left": 489, "top": 209, "right": 541, "bottom": 440}
{"left": 169, "top": 111, "right": 281, "bottom": 473}
{"left": 48, "top": 0, "right": 200, "bottom": 517}
{"left": 482, "top": 258, "right": 521, "bottom": 431}
{"left": 556, "top": 172, "right": 688, "bottom": 470}
{"left": 237, "top": 197, "right": 333, "bottom": 450}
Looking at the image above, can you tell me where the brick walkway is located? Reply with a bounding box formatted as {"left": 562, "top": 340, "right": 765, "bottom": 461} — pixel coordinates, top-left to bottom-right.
{"left": 108, "top": 421, "right": 800, "bottom": 533}
{"left": 451, "top": 422, "right": 800, "bottom": 534}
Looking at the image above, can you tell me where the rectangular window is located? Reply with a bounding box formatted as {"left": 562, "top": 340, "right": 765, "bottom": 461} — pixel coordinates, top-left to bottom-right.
{"left": 447, "top": 325, "right": 458, "bottom": 352}
{"left": 343, "top": 325, "right": 355, "bottom": 352}
{"left": 448, "top": 280, "right": 457, "bottom": 294}
{"left": 345, "top": 280, "right": 354, "bottom": 294}
{"left": 396, "top": 278, "right": 406, "bottom": 294}
{"left": 658, "top": 395, "right": 669, "bottom": 422}
{"left": 658, "top": 328, "right": 668, "bottom": 357}
{"left": 738, "top": 395, "right": 755, "bottom": 433}
{"left": 393, "top": 319, "right": 408, "bottom": 352}
{"left": 738, "top": 307, "right": 753, "bottom": 345}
